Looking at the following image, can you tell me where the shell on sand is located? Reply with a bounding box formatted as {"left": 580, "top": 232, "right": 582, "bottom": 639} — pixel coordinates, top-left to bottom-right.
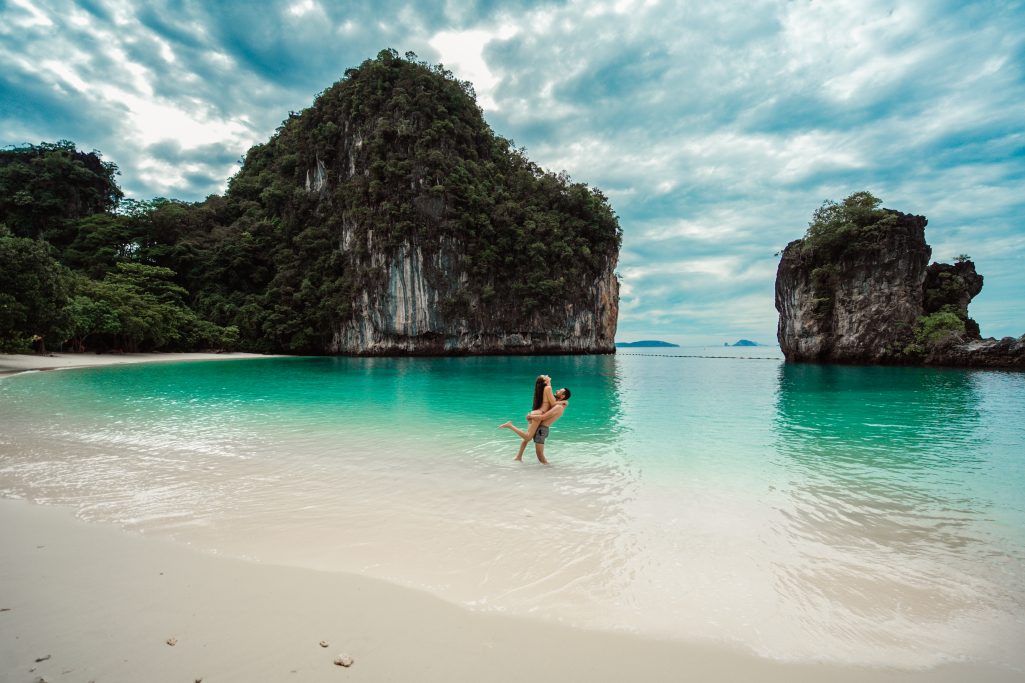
{"left": 334, "top": 654, "right": 354, "bottom": 667}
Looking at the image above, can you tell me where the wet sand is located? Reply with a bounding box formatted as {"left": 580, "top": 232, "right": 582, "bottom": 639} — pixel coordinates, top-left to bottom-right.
{"left": 0, "top": 499, "right": 1019, "bottom": 683}
{"left": 0, "top": 351, "right": 278, "bottom": 376}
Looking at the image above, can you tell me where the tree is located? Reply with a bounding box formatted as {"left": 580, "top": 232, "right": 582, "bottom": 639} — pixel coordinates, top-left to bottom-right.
{"left": 802, "top": 191, "right": 899, "bottom": 260}
{"left": 63, "top": 213, "right": 139, "bottom": 277}
{"left": 61, "top": 286, "right": 120, "bottom": 352}
{"left": 0, "top": 229, "right": 69, "bottom": 351}
{"left": 0, "top": 141, "right": 122, "bottom": 248}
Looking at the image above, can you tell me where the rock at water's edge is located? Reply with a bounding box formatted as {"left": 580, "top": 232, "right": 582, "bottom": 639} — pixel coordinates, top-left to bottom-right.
{"left": 775, "top": 209, "right": 1022, "bottom": 368}
{"left": 926, "top": 335, "right": 1025, "bottom": 369}
{"left": 775, "top": 212, "right": 930, "bottom": 364}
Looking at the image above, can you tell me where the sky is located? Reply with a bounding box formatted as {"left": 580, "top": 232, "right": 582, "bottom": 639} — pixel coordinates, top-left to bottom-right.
{"left": 2, "top": 0, "right": 1023, "bottom": 345}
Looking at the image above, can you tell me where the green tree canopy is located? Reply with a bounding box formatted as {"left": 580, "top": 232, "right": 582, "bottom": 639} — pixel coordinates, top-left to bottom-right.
{"left": 0, "top": 229, "right": 69, "bottom": 351}
{"left": 0, "top": 141, "right": 122, "bottom": 248}
{"left": 802, "top": 191, "right": 902, "bottom": 261}
{"left": 65, "top": 263, "right": 236, "bottom": 352}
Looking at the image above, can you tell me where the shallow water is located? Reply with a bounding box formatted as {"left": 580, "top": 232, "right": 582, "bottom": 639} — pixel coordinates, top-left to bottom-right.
{"left": 1, "top": 350, "right": 1023, "bottom": 669}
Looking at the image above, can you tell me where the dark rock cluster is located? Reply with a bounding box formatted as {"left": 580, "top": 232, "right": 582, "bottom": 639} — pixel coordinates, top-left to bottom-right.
{"left": 775, "top": 209, "right": 1023, "bottom": 368}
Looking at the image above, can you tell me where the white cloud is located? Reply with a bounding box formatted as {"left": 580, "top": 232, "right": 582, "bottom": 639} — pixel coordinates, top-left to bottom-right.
{"left": 6, "top": 0, "right": 54, "bottom": 28}
{"left": 288, "top": 0, "right": 316, "bottom": 17}
{"left": 428, "top": 26, "right": 519, "bottom": 110}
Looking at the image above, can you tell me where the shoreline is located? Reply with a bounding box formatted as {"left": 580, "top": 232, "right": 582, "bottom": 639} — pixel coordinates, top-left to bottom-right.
{"left": 0, "top": 498, "right": 1019, "bottom": 682}
{"left": 0, "top": 351, "right": 282, "bottom": 376}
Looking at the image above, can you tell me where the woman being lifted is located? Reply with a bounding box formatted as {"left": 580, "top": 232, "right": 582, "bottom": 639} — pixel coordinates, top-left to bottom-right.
{"left": 499, "top": 374, "right": 569, "bottom": 463}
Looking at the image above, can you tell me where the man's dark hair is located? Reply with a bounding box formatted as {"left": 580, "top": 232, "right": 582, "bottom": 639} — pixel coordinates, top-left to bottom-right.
{"left": 560, "top": 387, "right": 571, "bottom": 400}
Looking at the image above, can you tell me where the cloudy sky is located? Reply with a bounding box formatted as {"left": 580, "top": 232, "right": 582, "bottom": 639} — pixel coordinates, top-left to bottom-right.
{"left": 2, "top": 0, "right": 1023, "bottom": 345}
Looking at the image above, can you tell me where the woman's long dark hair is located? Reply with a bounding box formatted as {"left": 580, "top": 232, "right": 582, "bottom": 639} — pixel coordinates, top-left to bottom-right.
{"left": 532, "top": 376, "right": 546, "bottom": 410}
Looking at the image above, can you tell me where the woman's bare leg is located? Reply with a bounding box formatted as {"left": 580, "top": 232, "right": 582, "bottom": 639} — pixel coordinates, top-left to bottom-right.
{"left": 499, "top": 411, "right": 541, "bottom": 438}
{"left": 514, "top": 417, "right": 543, "bottom": 461}
{"left": 499, "top": 422, "right": 528, "bottom": 439}
{"left": 499, "top": 416, "right": 543, "bottom": 460}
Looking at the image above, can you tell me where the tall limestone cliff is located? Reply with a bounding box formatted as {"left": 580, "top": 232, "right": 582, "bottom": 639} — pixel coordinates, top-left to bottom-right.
{"left": 204, "top": 49, "right": 620, "bottom": 355}
{"left": 775, "top": 192, "right": 1024, "bottom": 368}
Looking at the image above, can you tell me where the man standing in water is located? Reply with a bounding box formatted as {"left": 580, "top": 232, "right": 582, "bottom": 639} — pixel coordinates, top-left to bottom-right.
{"left": 499, "top": 387, "right": 571, "bottom": 464}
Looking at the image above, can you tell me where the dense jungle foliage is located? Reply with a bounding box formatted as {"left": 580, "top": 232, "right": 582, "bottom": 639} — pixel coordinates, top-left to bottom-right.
{"left": 0, "top": 142, "right": 239, "bottom": 352}
{"left": 0, "top": 50, "right": 621, "bottom": 354}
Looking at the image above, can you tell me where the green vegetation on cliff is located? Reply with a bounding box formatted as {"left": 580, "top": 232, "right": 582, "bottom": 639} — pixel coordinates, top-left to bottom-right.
{"left": 203, "top": 48, "right": 620, "bottom": 351}
{"left": 0, "top": 50, "right": 621, "bottom": 354}
{"left": 902, "top": 310, "right": 966, "bottom": 356}
{"left": 0, "top": 141, "right": 122, "bottom": 246}
{"left": 801, "top": 191, "right": 902, "bottom": 261}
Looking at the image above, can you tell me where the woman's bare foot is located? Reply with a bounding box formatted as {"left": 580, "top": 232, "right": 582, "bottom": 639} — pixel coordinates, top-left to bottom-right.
{"left": 498, "top": 421, "right": 513, "bottom": 429}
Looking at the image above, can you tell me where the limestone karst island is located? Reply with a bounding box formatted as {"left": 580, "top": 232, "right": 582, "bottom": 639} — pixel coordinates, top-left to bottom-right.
{"left": 775, "top": 192, "right": 1024, "bottom": 368}
{"left": 1, "top": 50, "right": 620, "bottom": 357}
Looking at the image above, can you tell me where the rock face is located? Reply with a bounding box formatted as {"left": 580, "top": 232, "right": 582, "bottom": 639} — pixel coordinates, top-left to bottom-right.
{"left": 775, "top": 212, "right": 931, "bottom": 364}
{"left": 922, "top": 261, "right": 983, "bottom": 337}
{"left": 925, "top": 335, "right": 1025, "bottom": 368}
{"left": 214, "top": 50, "right": 621, "bottom": 355}
{"left": 333, "top": 238, "right": 618, "bottom": 355}
{"left": 775, "top": 206, "right": 1024, "bottom": 368}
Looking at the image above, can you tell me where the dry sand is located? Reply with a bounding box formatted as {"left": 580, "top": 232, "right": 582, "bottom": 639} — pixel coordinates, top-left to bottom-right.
{"left": 0, "top": 351, "right": 278, "bottom": 376}
{"left": 0, "top": 499, "right": 1019, "bottom": 683}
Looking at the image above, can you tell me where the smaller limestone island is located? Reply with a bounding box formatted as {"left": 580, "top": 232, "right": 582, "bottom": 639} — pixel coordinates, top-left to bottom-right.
{"left": 615, "top": 340, "right": 680, "bottom": 348}
{"left": 775, "top": 192, "right": 1024, "bottom": 368}
{"left": 731, "top": 339, "right": 761, "bottom": 347}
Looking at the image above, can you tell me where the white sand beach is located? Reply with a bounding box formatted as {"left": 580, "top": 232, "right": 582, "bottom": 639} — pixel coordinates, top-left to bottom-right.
{"left": 2, "top": 353, "right": 1022, "bottom": 681}
{"left": 0, "top": 499, "right": 1019, "bottom": 683}
{"left": 0, "top": 351, "right": 278, "bottom": 376}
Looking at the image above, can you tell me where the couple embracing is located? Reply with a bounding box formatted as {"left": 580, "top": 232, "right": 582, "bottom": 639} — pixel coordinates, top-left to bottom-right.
{"left": 499, "top": 374, "right": 571, "bottom": 464}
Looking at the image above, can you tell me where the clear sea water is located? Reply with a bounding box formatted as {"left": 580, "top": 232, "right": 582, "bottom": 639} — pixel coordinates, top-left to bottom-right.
{"left": 1, "top": 349, "right": 1023, "bottom": 670}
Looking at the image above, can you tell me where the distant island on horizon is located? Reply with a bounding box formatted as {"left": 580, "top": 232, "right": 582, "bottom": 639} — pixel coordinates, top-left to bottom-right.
{"left": 615, "top": 340, "right": 681, "bottom": 348}
{"left": 727, "top": 340, "right": 762, "bottom": 347}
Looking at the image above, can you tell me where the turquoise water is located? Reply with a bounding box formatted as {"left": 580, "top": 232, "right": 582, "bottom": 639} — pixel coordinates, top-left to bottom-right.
{"left": 1, "top": 351, "right": 1023, "bottom": 669}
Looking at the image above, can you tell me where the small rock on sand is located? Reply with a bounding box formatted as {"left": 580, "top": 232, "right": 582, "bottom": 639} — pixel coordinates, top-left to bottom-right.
{"left": 166, "top": 637, "right": 177, "bottom": 646}
{"left": 319, "top": 640, "right": 329, "bottom": 648}
{"left": 34, "top": 655, "right": 51, "bottom": 663}
{"left": 334, "top": 654, "right": 354, "bottom": 667}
